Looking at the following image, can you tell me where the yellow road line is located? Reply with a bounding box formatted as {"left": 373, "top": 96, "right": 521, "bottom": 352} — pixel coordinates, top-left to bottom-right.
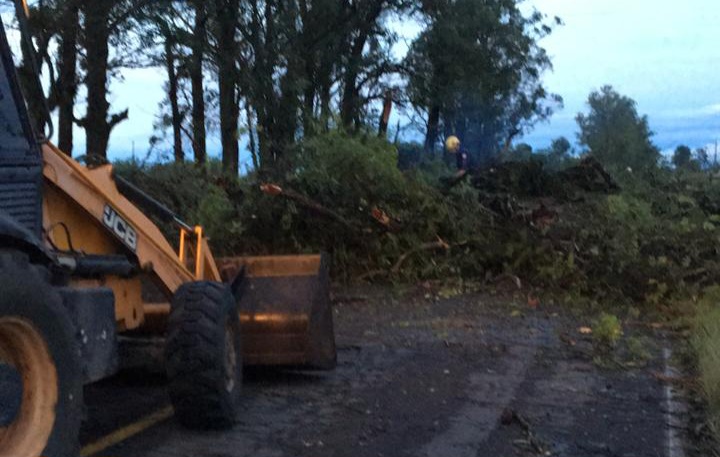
{"left": 80, "top": 406, "right": 174, "bottom": 457}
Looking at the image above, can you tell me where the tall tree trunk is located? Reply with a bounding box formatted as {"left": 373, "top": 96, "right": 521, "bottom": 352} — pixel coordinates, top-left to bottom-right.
{"left": 57, "top": 1, "right": 79, "bottom": 155}
{"left": 271, "top": 55, "right": 303, "bottom": 170}
{"left": 340, "top": 33, "right": 366, "bottom": 129}
{"left": 164, "top": 35, "right": 183, "bottom": 162}
{"left": 244, "top": 0, "right": 301, "bottom": 174}
{"left": 424, "top": 105, "right": 440, "bottom": 153}
{"left": 299, "top": 2, "right": 316, "bottom": 137}
{"left": 320, "top": 83, "right": 332, "bottom": 132}
{"left": 82, "top": 1, "right": 128, "bottom": 158}
{"left": 83, "top": 1, "right": 111, "bottom": 157}
{"left": 378, "top": 90, "right": 392, "bottom": 137}
{"left": 255, "top": 0, "right": 277, "bottom": 172}
{"left": 247, "top": 103, "right": 259, "bottom": 171}
{"left": 214, "top": 0, "right": 239, "bottom": 174}
{"left": 302, "top": 78, "right": 315, "bottom": 137}
{"left": 190, "top": 0, "right": 207, "bottom": 164}
{"left": 15, "top": 3, "right": 47, "bottom": 137}
{"left": 340, "top": 3, "right": 384, "bottom": 129}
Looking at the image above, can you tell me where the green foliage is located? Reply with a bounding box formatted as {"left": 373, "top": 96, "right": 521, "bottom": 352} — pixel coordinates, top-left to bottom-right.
{"left": 294, "top": 132, "right": 409, "bottom": 211}
{"left": 250, "top": 131, "right": 470, "bottom": 279}
{"left": 673, "top": 145, "right": 695, "bottom": 170}
{"left": 193, "top": 187, "right": 244, "bottom": 251}
{"left": 405, "top": 0, "right": 562, "bottom": 158}
{"left": 113, "top": 158, "right": 246, "bottom": 255}
{"left": 625, "top": 336, "right": 652, "bottom": 364}
{"left": 693, "top": 286, "right": 720, "bottom": 441}
{"left": 113, "top": 132, "right": 720, "bottom": 311}
{"left": 607, "top": 194, "right": 653, "bottom": 224}
{"left": 507, "top": 143, "right": 534, "bottom": 162}
{"left": 528, "top": 136, "right": 575, "bottom": 171}
{"left": 696, "top": 148, "right": 711, "bottom": 170}
{"left": 576, "top": 86, "right": 660, "bottom": 171}
{"left": 114, "top": 159, "right": 210, "bottom": 217}
{"left": 397, "top": 142, "right": 428, "bottom": 170}
{"left": 560, "top": 169, "right": 720, "bottom": 303}
{"left": 551, "top": 137, "right": 572, "bottom": 157}
{"left": 593, "top": 313, "right": 623, "bottom": 348}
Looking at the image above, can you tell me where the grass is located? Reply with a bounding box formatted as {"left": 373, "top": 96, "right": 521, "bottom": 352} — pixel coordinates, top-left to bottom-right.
{"left": 692, "top": 287, "right": 720, "bottom": 440}
{"left": 592, "top": 312, "right": 623, "bottom": 349}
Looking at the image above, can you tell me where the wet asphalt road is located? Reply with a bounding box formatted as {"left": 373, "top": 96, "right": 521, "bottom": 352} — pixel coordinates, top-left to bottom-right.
{"left": 81, "top": 288, "right": 687, "bottom": 457}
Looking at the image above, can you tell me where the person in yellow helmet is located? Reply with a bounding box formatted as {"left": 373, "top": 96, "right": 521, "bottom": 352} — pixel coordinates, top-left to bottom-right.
{"left": 445, "top": 135, "right": 468, "bottom": 178}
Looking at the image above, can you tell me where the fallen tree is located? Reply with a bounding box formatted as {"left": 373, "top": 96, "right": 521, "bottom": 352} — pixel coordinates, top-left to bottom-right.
{"left": 116, "top": 131, "right": 720, "bottom": 306}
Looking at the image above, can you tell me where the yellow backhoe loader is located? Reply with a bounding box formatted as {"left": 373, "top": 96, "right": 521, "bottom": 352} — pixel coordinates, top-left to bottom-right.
{"left": 0, "top": 4, "right": 335, "bottom": 457}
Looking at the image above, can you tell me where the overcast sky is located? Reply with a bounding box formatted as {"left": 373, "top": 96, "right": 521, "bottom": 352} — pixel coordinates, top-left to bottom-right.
{"left": 521, "top": 0, "right": 720, "bottom": 153}
{"left": 61, "top": 0, "right": 720, "bottom": 161}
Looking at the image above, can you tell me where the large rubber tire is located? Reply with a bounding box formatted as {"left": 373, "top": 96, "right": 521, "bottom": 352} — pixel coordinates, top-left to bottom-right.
{"left": 165, "top": 281, "right": 242, "bottom": 429}
{"left": 0, "top": 250, "right": 82, "bottom": 457}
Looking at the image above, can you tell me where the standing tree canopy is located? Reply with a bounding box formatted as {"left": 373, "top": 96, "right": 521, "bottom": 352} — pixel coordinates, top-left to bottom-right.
{"left": 672, "top": 145, "right": 695, "bottom": 170}
{"left": 576, "top": 85, "right": 659, "bottom": 171}
{"left": 550, "top": 136, "right": 571, "bottom": 158}
{"left": 405, "top": 0, "right": 562, "bottom": 162}
{"left": 16, "top": 0, "right": 568, "bottom": 175}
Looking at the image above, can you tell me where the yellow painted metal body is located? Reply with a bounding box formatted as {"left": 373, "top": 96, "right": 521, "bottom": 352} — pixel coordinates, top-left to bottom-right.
{"left": 41, "top": 142, "right": 220, "bottom": 332}
{"left": 40, "top": 142, "right": 335, "bottom": 368}
{"left": 7, "top": 0, "right": 334, "bottom": 370}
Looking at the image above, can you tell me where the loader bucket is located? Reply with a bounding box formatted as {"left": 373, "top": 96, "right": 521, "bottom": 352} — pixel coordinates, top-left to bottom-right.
{"left": 217, "top": 254, "right": 336, "bottom": 369}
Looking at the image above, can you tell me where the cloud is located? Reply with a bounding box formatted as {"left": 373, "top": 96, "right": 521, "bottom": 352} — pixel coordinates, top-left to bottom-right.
{"left": 655, "top": 104, "right": 720, "bottom": 119}
{"left": 518, "top": 0, "right": 720, "bottom": 151}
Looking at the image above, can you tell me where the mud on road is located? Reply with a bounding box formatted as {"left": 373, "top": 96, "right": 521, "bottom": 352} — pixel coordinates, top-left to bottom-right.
{"left": 82, "top": 286, "right": 692, "bottom": 457}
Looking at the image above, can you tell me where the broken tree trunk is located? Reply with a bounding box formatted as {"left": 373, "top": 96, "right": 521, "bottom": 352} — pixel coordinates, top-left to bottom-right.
{"left": 260, "top": 184, "right": 359, "bottom": 232}
{"left": 261, "top": 184, "right": 407, "bottom": 235}
{"left": 391, "top": 237, "right": 450, "bottom": 274}
{"left": 558, "top": 156, "right": 620, "bottom": 193}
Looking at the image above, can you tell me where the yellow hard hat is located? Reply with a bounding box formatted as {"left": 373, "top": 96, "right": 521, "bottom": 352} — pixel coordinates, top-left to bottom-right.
{"left": 445, "top": 136, "right": 461, "bottom": 153}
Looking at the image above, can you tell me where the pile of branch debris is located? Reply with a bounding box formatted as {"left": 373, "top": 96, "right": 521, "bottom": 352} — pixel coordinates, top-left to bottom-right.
{"left": 119, "top": 134, "right": 720, "bottom": 306}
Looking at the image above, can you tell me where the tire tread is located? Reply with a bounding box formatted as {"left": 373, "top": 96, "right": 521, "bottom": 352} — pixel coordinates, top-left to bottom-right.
{"left": 165, "top": 281, "right": 241, "bottom": 430}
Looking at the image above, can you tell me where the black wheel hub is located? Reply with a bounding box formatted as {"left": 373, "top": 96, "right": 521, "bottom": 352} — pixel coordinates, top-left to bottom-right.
{"left": 0, "top": 361, "right": 22, "bottom": 427}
